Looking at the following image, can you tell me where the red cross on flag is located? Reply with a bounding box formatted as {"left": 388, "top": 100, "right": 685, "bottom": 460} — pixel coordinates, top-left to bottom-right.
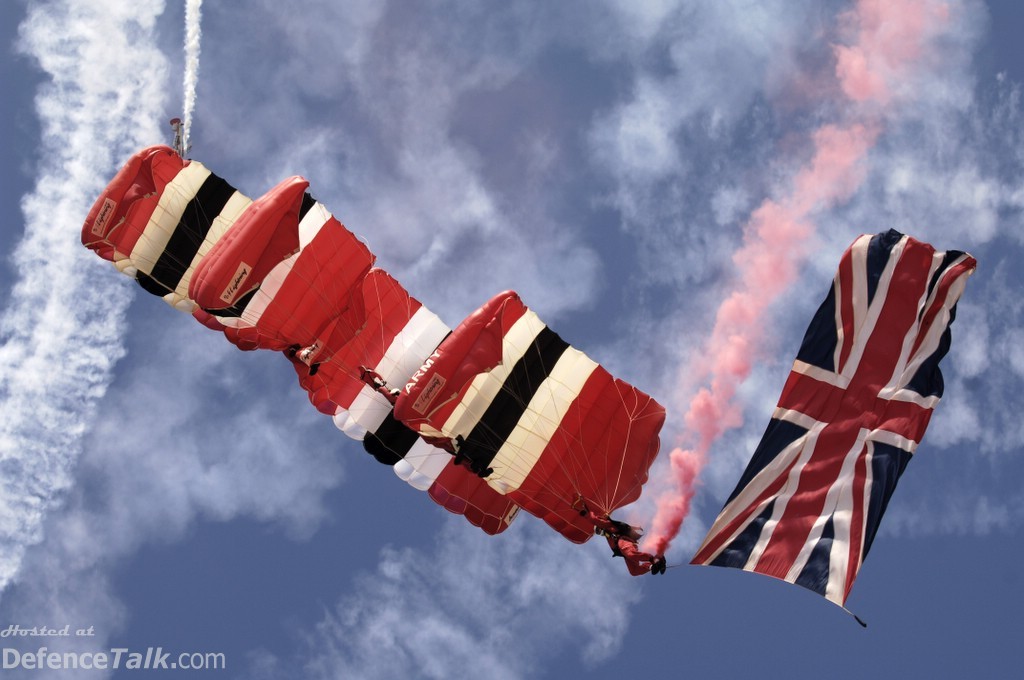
{"left": 692, "top": 230, "right": 976, "bottom": 607}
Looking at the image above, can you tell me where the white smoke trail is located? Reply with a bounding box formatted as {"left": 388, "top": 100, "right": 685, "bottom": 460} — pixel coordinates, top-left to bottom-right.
{"left": 182, "top": 0, "right": 204, "bottom": 152}
{"left": 0, "top": 0, "right": 167, "bottom": 597}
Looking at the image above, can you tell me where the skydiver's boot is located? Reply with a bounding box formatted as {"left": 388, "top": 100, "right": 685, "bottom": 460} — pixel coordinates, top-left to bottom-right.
{"left": 453, "top": 435, "right": 467, "bottom": 467}
{"left": 471, "top": 459, "right": 493, "bottom": 478}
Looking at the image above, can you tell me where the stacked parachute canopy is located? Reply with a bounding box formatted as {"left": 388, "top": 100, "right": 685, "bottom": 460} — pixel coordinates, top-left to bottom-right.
{"left": 187, "top": 175, "right": 519, "bottom": 535}
{"left": 189, "top": 176, "right": 375, "bottom": 353}
{"left": 81, "top": 145, "right": 251, "bottom": 322}
{"left": 395, "top": 291, "right": 666, "bottom": 543}
{"left": 82, "top": 147, "right": 518, "bottom": 536}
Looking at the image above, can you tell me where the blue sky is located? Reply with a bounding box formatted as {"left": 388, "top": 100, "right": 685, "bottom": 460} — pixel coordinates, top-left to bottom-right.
{"left": 1, "top": 1, "right": 1022, "bottom": 678}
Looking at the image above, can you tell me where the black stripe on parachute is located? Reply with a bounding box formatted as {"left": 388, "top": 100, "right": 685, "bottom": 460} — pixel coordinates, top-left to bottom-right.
{"left": 457, "top": 325, "right": 570, "bottom": 474}
{"left": 363, "top": 410, "right": 421, "bottom": 465}
{"left": 137, "top": 172, "right": 237, "bottom": 296}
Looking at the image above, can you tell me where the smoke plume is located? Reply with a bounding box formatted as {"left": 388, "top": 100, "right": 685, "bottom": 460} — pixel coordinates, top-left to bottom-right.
{"left": 0, "top": 0, "right": 167, "bottom": 597}
{"left": 182, "top": 0, "right": 203, "bottom": 151}
{"left": 645, "top": 0, "right": 951, "bottom": 556}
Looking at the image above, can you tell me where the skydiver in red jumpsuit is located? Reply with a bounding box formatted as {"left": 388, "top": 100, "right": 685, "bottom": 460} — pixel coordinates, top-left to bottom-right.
{"left": 573, "top": 497, "right": 667, "bottom": 576}
{"left": 359, "top": 367, "right": 401, "bottom": 405}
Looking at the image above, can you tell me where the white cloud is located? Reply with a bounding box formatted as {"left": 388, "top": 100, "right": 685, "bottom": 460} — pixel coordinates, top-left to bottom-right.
{"left": 592, "top": 76, "right": 684, "bottom": 183}
{"left": 248, "top": 519, "right": 641, "bottom": 680}
{"left": 0, "top": 0, "right": 167, "bottom": 597}
{"left": 193, "top": 0, "right": 607, "bottom": 324}
{"left": 884, "top": 490, "right": 1022, "bottom": 538}
{"left": 76, "top": 321, "right": 345, "bottom": 538}
{"left": 855, "top": 57, "right": 1024, "bottom": 251}
{"left": 0, "top": 319, "right": 346, "bottom": 669}
{"left": 616, "top": 0, "right": 1024, "bottom": 547}
{"left": 952, "top": 301, "right": 990, "bottom": 378}
{"left": 599, "top": 0, "right": 683, "bottom": 45}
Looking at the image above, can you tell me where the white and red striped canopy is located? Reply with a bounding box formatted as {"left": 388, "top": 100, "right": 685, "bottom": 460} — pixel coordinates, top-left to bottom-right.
{"left": 82, "top": 147, "right": 520, "bottom": 535}
{"left": 396, "top": 291, "right": 666, "bottom": 543}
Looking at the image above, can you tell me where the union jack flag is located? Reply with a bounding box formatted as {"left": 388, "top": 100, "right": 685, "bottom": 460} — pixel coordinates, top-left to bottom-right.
{"left": 692, "top": 230, "right": 976, "bottom": 606}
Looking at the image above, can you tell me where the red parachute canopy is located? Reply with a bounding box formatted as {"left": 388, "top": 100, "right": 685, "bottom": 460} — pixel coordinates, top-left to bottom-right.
{"left": 82, "top": 147, "right": 667, "bottom": 543}
{"left": 81, "top": 145, "right": 250, "bottom": 320}
{"left": 187, "top": 174, "right": 519, "bottom": 535}
{"left": 188, "top": 175, "right": 374, "bottom": 353}
{"left": 395, "top": 291, "right": 666, "bottom": 543}
{"left": 82, "top": 147, "right": 519, "bottom": 535}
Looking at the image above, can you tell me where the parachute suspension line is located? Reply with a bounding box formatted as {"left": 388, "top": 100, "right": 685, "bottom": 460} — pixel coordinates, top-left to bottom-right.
{"left": 316, "top": 228, "right": 361, "bottom": 332}
{"left": 483, "top": 337, "right": 627, "bottom": 515}
{"left": 276, "top": 210, "right": 387, "bottom": 352}
{"left": 469, "top": 335, "right": 610, "bottom": 511}
{"left": 181, "top": 0, "right": 204, "bottom": 154}
{"left": 129, "top": 180, "right": 221, "bottom": 294}
{"left": 357, "top": 271, "right": 409, "bottom": 369}
{"left": 484, "top": 351, "right": 563, "bottom": 498}
{"left": 602, "top": 389, "right": 661, "bottom": 513}
{"left": 516, "top": 365, "right": 654, "bottom": 518}
{"left": 329, "top": 274, "right": 394, "bottom": 382}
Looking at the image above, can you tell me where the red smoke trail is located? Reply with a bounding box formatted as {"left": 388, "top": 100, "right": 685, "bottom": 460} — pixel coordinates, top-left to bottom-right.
{"left": 645, "top": 0, "right": 950, "bottom": 557}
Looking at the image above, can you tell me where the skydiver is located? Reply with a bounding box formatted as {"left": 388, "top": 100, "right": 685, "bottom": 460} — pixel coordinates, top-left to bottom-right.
{"left": 572, "top": 497, "right": 667, "bottom": 576}
{"left": 452, "top": 434, "right": 493, "bottom": 478}
{"left": 287, "top": 344, "right": 322, "bottom": 376}
{"left": 359, "top": 366, "right": 401, "bottom": 405}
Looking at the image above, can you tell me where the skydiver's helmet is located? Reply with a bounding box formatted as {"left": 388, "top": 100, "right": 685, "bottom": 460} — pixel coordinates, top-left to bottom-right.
{"left": 611, "top": 520, "right": 643, "bottom": 542}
